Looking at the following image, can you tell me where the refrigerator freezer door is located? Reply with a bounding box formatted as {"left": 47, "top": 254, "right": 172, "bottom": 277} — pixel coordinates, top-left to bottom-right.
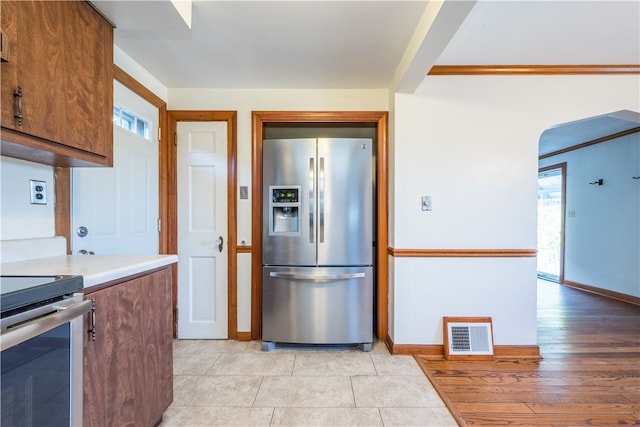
{"left": 263, "top": 139, "right": 316, "bottom": 266}
{"left": 317, "top": 138, "right": 373, "bottom": 266}
{"left": 262, "top": 266, "right": 373, "bottom": 345}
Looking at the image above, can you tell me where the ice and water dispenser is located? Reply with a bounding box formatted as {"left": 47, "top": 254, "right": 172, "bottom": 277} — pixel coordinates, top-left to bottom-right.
{"left": 268, "top": 186, "right": 301, "bottom": 235}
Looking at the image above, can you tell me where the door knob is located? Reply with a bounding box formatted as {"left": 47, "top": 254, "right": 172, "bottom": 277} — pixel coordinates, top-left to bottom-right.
{"left": 216, "top": 236, "right": 224, "bottom": 252}
{"left": 77, "top": 226, "right": 88, "bottom": 237}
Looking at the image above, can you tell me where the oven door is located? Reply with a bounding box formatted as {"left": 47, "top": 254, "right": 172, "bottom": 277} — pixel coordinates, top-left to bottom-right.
{"left": 1, "top": 296, "right": 91, "bottom": 427}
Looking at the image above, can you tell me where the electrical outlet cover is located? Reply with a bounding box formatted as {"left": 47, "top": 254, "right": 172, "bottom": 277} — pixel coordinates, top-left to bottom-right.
{"left": 30, "top": 180, "right": 47, "bottom": 205}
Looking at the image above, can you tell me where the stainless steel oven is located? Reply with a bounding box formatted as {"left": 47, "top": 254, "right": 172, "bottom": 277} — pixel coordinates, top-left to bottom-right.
{"left": 1, "top": 275, "right": 91, "bottom": 427}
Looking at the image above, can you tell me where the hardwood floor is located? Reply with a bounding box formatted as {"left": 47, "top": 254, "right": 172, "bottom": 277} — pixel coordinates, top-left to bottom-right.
{"left": 415, "top": 279, "right": 640, "bottom": 426}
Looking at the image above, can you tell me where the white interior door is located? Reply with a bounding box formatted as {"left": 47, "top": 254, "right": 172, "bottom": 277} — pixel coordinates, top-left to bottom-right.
{"left": 72, "top": 80, "right": 159, "bottom": 255}
{"left": 177, "top": 121, "right": 228, "bottom": 339}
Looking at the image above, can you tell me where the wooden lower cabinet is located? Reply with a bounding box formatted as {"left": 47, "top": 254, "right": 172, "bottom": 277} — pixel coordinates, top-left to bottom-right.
{"left": 83, "top": 267, "right": 173, "bottom": 427}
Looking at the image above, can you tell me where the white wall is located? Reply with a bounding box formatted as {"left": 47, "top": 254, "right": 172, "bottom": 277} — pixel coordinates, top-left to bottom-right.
{"left": 169, "top": 88, "right": 389, "bottom": 332}
{"left": 390, "top": 74, "right": 639, "bottom": 346}
{"left": 0, "top": 157, "right": 55, "bottom": 241}
{"left": 540, "top": 133, "right": 640, "bottom": 297}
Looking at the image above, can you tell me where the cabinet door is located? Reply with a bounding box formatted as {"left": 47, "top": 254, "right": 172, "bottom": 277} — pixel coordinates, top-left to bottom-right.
{"left": 84, "top": 267, "right": 174, "bottom": 427}
{"left": 0, "top": 1, "right": 113, "bottom": 166}
{"left": 141, "top": 268, "right": 174, "bottom": 426}
{"left": 84, "top": 281, "right": 144, "bottom": 427}
{"left": 9, "top": 1, "right": 66, "bottom": 140}
{"left": 112, "top": 278, "right": 145, "bottom": 426}
{"left": 62, "top": 0, "right": 113, "bottom": 159}
{"left": 83, "top": 286, "right": 117, "bottom": 427}
{"left": 0, "top": 1, "right": 18, "bottom": 130}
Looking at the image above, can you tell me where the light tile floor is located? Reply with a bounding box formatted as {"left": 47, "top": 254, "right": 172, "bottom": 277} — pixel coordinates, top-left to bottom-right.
{"left": 160, "top": 340, "right": 457, "bottom": 427}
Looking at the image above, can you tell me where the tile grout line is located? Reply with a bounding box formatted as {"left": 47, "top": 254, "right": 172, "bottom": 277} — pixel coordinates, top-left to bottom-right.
{"left": 251, "top": 375, "right": 266, "bottom": 408}
{"left": 349, "top": 375, "right": 358, "bottom": 410}
{"left": 291, "top": 352, "right": 297, "bottom": 376}
{"left": 268, "top": 407, "right": 276, "bottom": 427}
{"left": 370, "top": 352, "right": 379, "bottom": 376}
{"left": 378, "top": 407, "right": 386, "bottom": 427}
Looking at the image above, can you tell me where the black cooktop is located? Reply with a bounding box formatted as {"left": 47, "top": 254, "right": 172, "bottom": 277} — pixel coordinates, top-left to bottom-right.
{"left": 1, "top": 275, "right": 83, "bottom": 314}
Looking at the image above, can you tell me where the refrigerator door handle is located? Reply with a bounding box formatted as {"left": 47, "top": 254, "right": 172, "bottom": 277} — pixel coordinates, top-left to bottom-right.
{"left": 319, "top": 156, "right": 325, "bottom": 242}
{"left": 309, "top": 157, "right": 315, "bottom": 244}
{"left": 269, "top": 272, "right": 365, "bottom": 282}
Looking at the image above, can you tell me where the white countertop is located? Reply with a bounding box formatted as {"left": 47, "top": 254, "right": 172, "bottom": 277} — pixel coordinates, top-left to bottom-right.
{"left": 1, "top": 255, "right": 178, "bottom": 288}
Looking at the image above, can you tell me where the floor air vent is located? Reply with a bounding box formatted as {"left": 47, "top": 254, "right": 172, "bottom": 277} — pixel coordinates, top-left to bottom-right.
{"left": 444, "top": 316, "right": 494, "bottom": 360}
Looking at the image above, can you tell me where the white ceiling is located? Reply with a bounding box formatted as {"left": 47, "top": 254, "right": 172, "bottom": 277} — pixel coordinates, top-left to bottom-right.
{"left": 437, "top": 0, "right": 640, "bottom": 66}
{"left": 93, "top": 0, "right": 640, "bottom": 90}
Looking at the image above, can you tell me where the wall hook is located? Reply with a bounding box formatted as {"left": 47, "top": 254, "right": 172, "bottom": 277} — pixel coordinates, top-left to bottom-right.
{"left": 589, "top": 179, "right": 604, "bottom": 185}
{"left": 633, "top": 176, "right": 640, "bottom": 180}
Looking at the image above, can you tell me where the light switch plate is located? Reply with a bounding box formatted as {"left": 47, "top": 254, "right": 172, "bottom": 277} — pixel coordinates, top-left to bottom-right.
{"left": 422, "top": 195, "right": 432, "bottom": 211}
{"left": 239, "top": 186, "right": 249, "bottom": 199}
{"left": 30, "top": 180, "right": 47, "bottom": 205}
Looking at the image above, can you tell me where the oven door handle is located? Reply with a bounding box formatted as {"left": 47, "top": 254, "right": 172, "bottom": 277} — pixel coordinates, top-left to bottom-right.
{"left": 0, "top": 299, "right": 92, "bottom": 351}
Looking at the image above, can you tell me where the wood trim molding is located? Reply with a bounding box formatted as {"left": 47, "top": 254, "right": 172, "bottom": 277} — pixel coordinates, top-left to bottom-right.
{"left": 563, "top": 280, "right": 640, "bottom": 306}
{"left": 429, "top": 64, "right": 640, "bottom": 76}
{"left": 112, "top": 65, "right": 165, "bottom": 108}
{"left": 389, "top": 248, "right": 537, "bottom": 257}
{"left": 539, "top": 127, "right": 640, "bottom": 160}
{"left": 237, "top": 332, "right": 252, "bottom": 341}
{"left": 166, "top": 110, "right": 239, "bottom": 339}
{"left": 54, "top": 167, "right": 71, "bottom": 254}
{"left": 387, "top": 335, "right": 542, "bottom": 360}
{"left": 157, "top": 104, "right": 169, "bottom": 254}
{"left": 251, "top": 111, "right": 389, "bottom": 342}
{"left": 386, "top": 335, "right": 443, "bottom": 357}
{"left": 493, "top": 345, "right": 542, "bottom": 361}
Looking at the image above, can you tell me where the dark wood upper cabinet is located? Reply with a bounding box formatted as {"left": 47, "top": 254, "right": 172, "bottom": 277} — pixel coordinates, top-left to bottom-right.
{"left": 0, "top": 1, "right": 113, "bottom": 167}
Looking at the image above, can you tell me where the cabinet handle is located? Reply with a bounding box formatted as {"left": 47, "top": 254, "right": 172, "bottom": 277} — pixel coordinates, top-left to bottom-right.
{"left": 13, "top": 86, "right": 22, "bottom": 126}
{"left": 88, "top": 298, "right": 96, "bottom": 341}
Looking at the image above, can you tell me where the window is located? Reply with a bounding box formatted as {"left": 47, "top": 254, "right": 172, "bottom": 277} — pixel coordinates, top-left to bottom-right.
{"left": 113, "top": 105, "right": 150, "bottom": 140}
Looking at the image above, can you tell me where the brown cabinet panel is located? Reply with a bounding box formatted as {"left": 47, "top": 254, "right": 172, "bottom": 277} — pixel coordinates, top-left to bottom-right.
{"left": 0, "top": 1, "right": 113, "bottom": 167}
{"left": 83, "top": 285, "right": 117, "bottom": 427}
{"left": 141, "top": 270, "right": 174, "bottom": 426}
{"left": 83, "top": 267, "right": 174, "bottom": 427}
{"left": 0, "top": 1, "right": 18, "bottom": 130}
{"left": 61, "top": 1, "right": 113, "bottom": 159}
{"left": 111, "top": 280, "right": 144, "bottom": 426}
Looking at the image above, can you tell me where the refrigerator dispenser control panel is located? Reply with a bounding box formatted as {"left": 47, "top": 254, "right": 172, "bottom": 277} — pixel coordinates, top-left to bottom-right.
{"left": 272, "top": 188, "right": 299, "bottom": 203}
{"left": 268, "top": 185, "right": 301, "bottom": 236}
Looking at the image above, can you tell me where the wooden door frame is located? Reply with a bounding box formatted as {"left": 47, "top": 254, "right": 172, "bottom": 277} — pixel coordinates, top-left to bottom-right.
{"left": 538, "top": 162, "right": 567, "bottom": 284}
{"left": 250, "top": 111, "right": 389, "bottom": 341}
{"left": 166, "top": 110, "right": 238, "bottom": 339}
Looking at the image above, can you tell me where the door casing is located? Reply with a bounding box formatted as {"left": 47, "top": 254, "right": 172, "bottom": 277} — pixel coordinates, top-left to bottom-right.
{"left": 251, "top": 111, "right": 389, "bottom": 342}
{"left": 167, "top": 111, "right": 238, "bottom": 339}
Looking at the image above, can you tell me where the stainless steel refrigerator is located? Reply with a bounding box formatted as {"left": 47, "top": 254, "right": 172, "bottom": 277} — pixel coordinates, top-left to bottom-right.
{"left": 262, "top": 138, "right": 373, "bottom": 351}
